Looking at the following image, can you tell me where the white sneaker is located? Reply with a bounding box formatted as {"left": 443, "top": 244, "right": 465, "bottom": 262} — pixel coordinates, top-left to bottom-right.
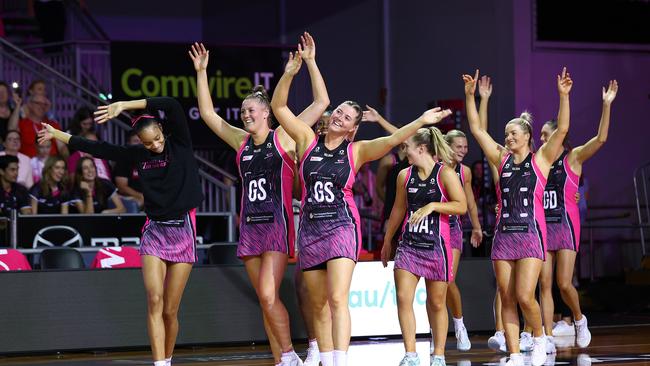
{"left": 544, "top": 353, "right": 556, "bottom": 366}
{"left": 545, "top": 336, "right": 557, "bottom": 354}
{"left": 399, "top": 354, "right": 421, "bottom": 366}
{"left": 505, "top": 353, "right": 524, "bottom": 366}
{"left": 575, "top": 315, "right": 592, "bottom": 348}
{"left": 519, "top": 332, "right": 533, "bottom": 352}
{"left": 303, "top": 346, "right": 320, "bottom": 366}
{"left": 553, "top": 335, "right": 575, "bottom": 349}
{"left": 531, "top": 336, "right": 548, "bottom": 366}
{"left": 455, "top": 323, "right": 472, "bottom": 351}
{"left": 577, "top": 354, "right": 592, "bottom": 366}
{"left": 552, "top": 320, "right": 575, "bottom": 336}
{"left": 280, "top": 351, "right": 303, "bottom": 366}
{"left": 430, "top": 355, "right": 446, "bottom": 366}
{"left": 488, "top": 330, "right": 507, "bottom": 353}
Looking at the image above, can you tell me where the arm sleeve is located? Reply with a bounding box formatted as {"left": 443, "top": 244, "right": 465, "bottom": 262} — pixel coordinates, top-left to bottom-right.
{"left": 146, "top": 97, "right": 192, "bottom": 147}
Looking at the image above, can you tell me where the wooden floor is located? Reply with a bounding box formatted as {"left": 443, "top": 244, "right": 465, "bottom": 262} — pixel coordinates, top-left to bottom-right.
{"left": 1, "top": 324, "right": 649, "bottom": 365}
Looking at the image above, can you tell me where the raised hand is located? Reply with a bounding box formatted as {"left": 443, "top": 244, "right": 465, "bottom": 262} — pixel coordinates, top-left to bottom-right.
{"left": 189, "top": 42, "right": 209, "bottom": 72}
{"left": 37, "top": 122, "right": 55, "bottom": 145}
{"left": 284, "top": 51, "right": 303, "bottom": 76}
{"left": 94, "top": 102, "right": 124, "bottom": 124}
{"left": 298, "top": 32, "right": 316, "bottom": 61}
{"left": 362, "top": 105, "right": 381, "bottom": 122}
{"left": 12, "top": 92, "right": 22, "bottom": 106}
{"left": 557, "top": 67, "right": 573, "bottom": 96}
{"left": 602, "top": 80, "right": 618, "bottom": 105}
{"left": 478, "top": 75, "right": 492, "bottom": 99}
{"left": 463, "top": 69, "right": 479, "bottom": 96}
{"left": 408, "top": 204, "right": 434, "bottom": 227}
{"left": 420, "top": 107, "right": 452, "bottom": 125}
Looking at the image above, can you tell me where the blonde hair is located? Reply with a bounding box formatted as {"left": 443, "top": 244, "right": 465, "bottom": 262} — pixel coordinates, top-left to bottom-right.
{"left": 412, "top": 127, "right": 454, "bottom": 165}
{"left": 444, "top": 129, "right": 467, "bottom": 145}
{"left": 506, "top": 111, "right": 535, "bottom": 150}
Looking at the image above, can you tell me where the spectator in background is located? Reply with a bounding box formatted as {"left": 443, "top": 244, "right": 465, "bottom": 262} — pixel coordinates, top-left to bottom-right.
{"left": 19, "top": 94, "right": 68, "bottom": 158}
{"left": 0, "top": 130, "right": 34, "bottom": 188}
{"left": 30, "top": 137, "right": 50, "bottom": 184}
{"left": 29, "top": 155, "right": 70, "bottom": 214}
{"left": 67, "top": 107, "right": 95, "bottom": 136}
{"left": 27, "top": 79, "right": 47, "bottom": 97}
{"left": 0, "top": 81, "right": 22, "bottom": 141}
{"left": 114, "top": 130, "right": 143, "bottom": 213}
{"left": 70, "top": 157, "right": 124, "bottom": 214}
{"left": 67, "top": 131, "right": 111, "bottom": 181}
{"left": 0, "top": 155, "right": 31, "bottom": 216}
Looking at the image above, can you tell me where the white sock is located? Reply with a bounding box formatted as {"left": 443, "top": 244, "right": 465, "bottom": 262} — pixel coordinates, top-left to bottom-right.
{"left": 153, "top": 361, "right": 166, "bottom": 366}
{"left": 165, "top": 357, "right": 171, "bottom": 366}
{"left": 281, "top": 350, "right": 298, "bottom": 361}
{"left": 320, "top": 351, "right": 334, "bottom": 366}
{"left": 406, "top": 352, "right": 418, "bottom": 358}
{"left": 333, "top": 350, "right": 347, "bottom": 366}
{"left": 433, "top": 354, "right": 445, "bottom": 360}
{"left": 575, "top": 315, "right": 586, "bottom": 324}
{"left": 309, "top": 338, "right": 319, "bottom": 350}
{"left": 453, "top": 317, "right": 465, "bottom": 330}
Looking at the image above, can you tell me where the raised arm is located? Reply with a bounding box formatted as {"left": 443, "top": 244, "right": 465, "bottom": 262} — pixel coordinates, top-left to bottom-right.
{"left": 189, "top": 43, "right": 247, "bottom": 151}
{"left": 462, "top": 165, "right": 483, "bottom": 247}
{"left": 382, "top": 168, "right": 408, "bottom": 267}
{"left": 270, "top": 52, "right": 316, "bottom": 152}
{"left": 464, "top": 70, "right": 503, "bottom": 168}
{"left": 354, "top": 107, "right": 452, "bottom": 168}
{"left": 294, "top": 32, "right": 330, "bottom": 126}
{"left": 571, "top": 80, "right": 618, "bottom": 164}
{"left": 38, "top": 123, "right": 139, "bottom": 162}
{"left": 362, "top": 105, "right": 398, "bottom": 134}
{"left": 539, "top": 67, "right": 572, "bottom": 164}
{"left": 478, "top": 75, "right": 492, "bottom": 132}
{"left": 7, "top": 92, "right": 22, "bottom": 132}
{"left": 408, "top": 166, "right": 468, "bottom": 227}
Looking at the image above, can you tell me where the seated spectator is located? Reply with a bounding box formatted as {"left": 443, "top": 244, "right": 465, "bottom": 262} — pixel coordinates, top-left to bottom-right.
{"left": 18, "top": 94, "right": 68, "bottom": 158}
{"left": 67, "top": 107, "right": 95, "bottom": 136}
{"left": 0, "top": 81, "right": 22, "bottom": 141}
{"left": 70, "top": 157, "right": 124, "bottom": 214}
{"left": 0, "top": 155, "right": 31, "bottom": 216}
{"left": 30, "top": 137, "right": 50, "bottom": 184}
{"left": 114, "top": 130, "right": 143, "bottom": 213}
{"left": 0, "top": 130, "right": 34, "bottom": 188}
{"left": 67, "top": 131, "right": 112, "bottom": 181}
{"left": 29, "top": 156, "right": 71, "bottom": 214}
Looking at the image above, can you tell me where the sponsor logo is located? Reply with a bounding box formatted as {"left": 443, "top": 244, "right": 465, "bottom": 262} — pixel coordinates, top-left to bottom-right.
{"left": 310, "top": 156, "right": 324, "bottom": 162}
{"left": 33, "top": 225, "right": 83, "bottom": 248}
{"left": 408, "top": 188, "right": 419, "bottom": 193}
{"left": 242, "top": 155, "right": 253, "bottom": 161}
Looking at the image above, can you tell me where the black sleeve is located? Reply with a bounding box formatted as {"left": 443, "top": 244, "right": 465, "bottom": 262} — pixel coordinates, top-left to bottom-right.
{"left": 113, "top": 159, "right": 131, "bottom": 178}
{"left": 69, "top": 136, "right": 146, "bottom": 163}
{"left": 146, "top": 97, "right": 192, "bottom": 147}
{"left": 102, "top": 179, "right": 118, "bottom": 197}
{"left": 16, "top": 185, "right": 31, "bottom": 209}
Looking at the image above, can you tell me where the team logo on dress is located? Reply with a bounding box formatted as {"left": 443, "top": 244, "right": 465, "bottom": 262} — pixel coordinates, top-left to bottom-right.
{"left": 525, "top": 162, "right": 530, "bottom": 168}
{"left": 244, "top": 145, "right": 250, "bottom": 151}
{"left": 315, "top": 147, "right": 321, "bottom": 152}
{"left": 242, "top": 155, "right": 253, "bottom": 161}
{"left": 266, "top": 142, "right": 272, "bottom": 149}
{"left": 505, "top": 163, "right": 510, "bottom": 168}
{"left": 410, "top": 178, "right": 415, "bottom": 184}
{"left": 408, "top": 188, "right": 418, "bottom": 193}
{"left": 310, "top": 156, "right": 323, "bottom": 162}
{"left": 430, "top": 178, "right": 436, "bottom": 185}
{"left": 338, "top": 150, "right": 345, "bottom": 155}
{"left": 558, "top": 160, "right": 563, "bottom": 166}
{"left": 265, "top": 153, "right": 274, "bottom": 159}
{"left": 502, "top": 172, "right": 513, "bottom": 178}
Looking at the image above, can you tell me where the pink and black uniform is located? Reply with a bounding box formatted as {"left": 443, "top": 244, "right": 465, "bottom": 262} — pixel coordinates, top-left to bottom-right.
{"left": 544, "top": 150, "right": 580, "bottom": 251}
{"left": 68, "top": 97, "right": 203, "bottom": 263}
{"left": 492, "top": 152, "right": 547, "bottom": 261}
{"left": 395, "top": 163, "right": 453, "bottom": 282}
{"left": 235, "top": 130, "right": 295, "bottom": 257}
{"left": 298, "top": 135, "right": 361, "bottom": 270}
{"left": 448, "top": 163, "right": 465, "bottom": 252}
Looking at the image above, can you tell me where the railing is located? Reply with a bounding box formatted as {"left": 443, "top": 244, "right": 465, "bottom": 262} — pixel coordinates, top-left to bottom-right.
{"left": 634, "top": 161, "right": 650, "bottom": 257}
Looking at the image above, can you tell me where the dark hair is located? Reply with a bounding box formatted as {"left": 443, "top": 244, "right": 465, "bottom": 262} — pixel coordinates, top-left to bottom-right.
{"left": 543, "top": 118, "right": 571, "bottom": 149}
{"left": 506, "top": 111, "right": 535, "bottom": 150}
{"left": 130, "top": 114, "right": 161, "bottom": 135}
{"left": 68, "top": 107, "right": 95, "bottom": 136}
{"left": 0, "top": 154, "right": 19, "bottom": 170}
{"left": 244, "top": 85, "right": 273, "bottom": 128}
{"left": 341, "top": 101, "right": 363, "bottom": 125}
{"left": 0, "top": 81, "right": 9, "bottom": 93}
{"left": 5, "top": 129, "right": 21, "bottom": 139}
{"left": 75, "top": 157, "right": 106, "bottom": 205}
{"left": 40, "top": 156, "right": 67, "bottom": 197}
{"left": 28, "top": 79, "right": 46, "bottom": 94}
